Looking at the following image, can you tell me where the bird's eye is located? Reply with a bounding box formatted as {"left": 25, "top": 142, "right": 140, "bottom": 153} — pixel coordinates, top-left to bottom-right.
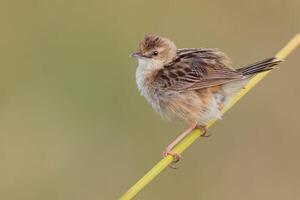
{"left": 152, "top": 51, "right": 159, "bottom": 56}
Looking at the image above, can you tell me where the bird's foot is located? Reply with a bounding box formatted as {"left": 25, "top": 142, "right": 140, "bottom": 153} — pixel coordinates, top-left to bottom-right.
{"left": 162, "top": 149, "right": 182, "bottom": 169}
{"left": 197, "top": 125, "right": 210, "bottom": 137}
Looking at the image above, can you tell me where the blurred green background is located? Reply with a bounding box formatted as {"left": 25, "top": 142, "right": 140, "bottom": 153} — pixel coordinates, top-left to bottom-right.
{"left": 0, "top": 0, "right": 300, "bottom": 199}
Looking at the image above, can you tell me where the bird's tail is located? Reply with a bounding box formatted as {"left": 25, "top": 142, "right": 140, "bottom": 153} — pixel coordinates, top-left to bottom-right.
{"left": 222, "top": 57, "right": 282, "bottom": 107}
{"left": 238, "top": 57, "right": 282, "bottom": 76}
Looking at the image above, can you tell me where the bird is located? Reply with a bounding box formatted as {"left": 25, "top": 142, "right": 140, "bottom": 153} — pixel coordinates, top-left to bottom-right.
{"left": 131, "top": 35, "right": 282, "bottom": 165}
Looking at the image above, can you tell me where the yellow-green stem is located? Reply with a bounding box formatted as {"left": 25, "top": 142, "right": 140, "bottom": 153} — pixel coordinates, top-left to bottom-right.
{"left": 119, "top": 34, "right": 300, "bottom": 200}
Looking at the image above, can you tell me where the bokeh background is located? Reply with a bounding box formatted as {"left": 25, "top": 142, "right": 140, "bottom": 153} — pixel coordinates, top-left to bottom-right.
{"left": 1, "top": 0, "right": 300, "bottom": 199}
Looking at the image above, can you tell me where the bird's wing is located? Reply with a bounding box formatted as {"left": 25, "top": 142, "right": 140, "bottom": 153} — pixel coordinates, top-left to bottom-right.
{"left": 154, "top": 48, "right": 244, "bottom": 91}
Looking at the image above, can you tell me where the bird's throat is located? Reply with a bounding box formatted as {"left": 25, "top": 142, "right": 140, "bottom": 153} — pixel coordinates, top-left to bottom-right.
{"left": 135, "top": 58, "right": 162, "bottom": 93}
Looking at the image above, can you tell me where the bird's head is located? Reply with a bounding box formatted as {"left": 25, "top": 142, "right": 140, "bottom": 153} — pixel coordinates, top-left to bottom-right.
{"left": 132, "top": 35, "right": 177, "bottom": 67}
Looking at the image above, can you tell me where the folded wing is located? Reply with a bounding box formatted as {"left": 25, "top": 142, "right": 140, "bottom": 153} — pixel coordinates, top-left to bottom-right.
{"left": 154, "top": 48, "right": 243, "bottom": 91}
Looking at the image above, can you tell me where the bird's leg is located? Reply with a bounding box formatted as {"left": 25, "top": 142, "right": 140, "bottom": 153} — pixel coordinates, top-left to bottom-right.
{"left": 162, "top": 122, "right": 198, "bottom": 168}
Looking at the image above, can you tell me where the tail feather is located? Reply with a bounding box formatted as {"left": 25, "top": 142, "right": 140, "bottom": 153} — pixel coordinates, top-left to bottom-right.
{"left": 238, "top": 57, "right": 282, "bottom": 76}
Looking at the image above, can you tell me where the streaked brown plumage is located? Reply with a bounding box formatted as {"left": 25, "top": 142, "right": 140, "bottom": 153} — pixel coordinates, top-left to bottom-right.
{"left": 132, "top": 35, "right": 282, "bottom": 165}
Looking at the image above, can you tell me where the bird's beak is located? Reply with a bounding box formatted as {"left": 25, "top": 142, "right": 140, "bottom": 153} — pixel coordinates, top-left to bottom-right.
{"left": 131, "top": 51, "right": 142, "bottom": 58}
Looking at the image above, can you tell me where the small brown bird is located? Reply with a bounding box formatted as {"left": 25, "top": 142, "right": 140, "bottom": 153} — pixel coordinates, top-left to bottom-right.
{"left": 132, "top": 35, "right": 281, "bottom": 163}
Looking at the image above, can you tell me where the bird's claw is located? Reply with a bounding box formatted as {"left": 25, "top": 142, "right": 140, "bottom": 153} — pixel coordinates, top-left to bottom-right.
{"left": 197, "top": 125, "right": 210, "bottom": 137}
{"left": 162, "top": 150, "right": 182, "bottom": 169}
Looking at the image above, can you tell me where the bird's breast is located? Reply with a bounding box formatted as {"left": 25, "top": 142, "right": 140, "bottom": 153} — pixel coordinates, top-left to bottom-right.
{"left": 135, "top": 61, "right": 164, "bottom": 115}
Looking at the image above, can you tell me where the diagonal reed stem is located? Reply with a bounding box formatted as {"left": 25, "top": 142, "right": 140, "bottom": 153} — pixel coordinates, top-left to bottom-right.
{"left": 119, "top": 34, "right": 300, "bottom": 200}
